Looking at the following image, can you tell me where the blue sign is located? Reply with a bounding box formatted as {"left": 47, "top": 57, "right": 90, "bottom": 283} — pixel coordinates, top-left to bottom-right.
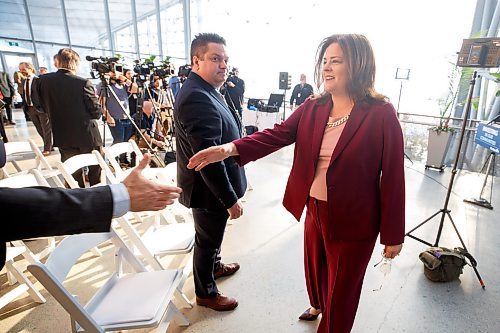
{"left": 475, "top": 123, "right": 500, "bottom": 154}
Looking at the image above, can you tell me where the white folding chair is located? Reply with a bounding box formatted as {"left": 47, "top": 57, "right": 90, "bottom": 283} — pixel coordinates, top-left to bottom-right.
{"left": 103, "top": 140, "right": 193, "bottom": 224}
{"left": 27, "top": 231, "right": 189, "bottom": 333}
{"left": 55, "top": 152, "right": 111, "bottom": 257}
{"left": 102, "top": 139, "right": 168, "bottom": 182}
{"left": 0, "top": 245, "right": 46, "bottom": 310}
{"left": 0, "top": 170, "right": 57, "bottom": 261}
{"left": 1, "top": 140, "right": 64, "bottom": 187}
{"left": 58, "top": 150, "right": 195, "bottom": 306}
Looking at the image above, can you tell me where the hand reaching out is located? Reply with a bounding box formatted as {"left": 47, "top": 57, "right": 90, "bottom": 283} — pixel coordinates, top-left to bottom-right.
{"left": 187, "top": 143, "right": 238, "bottom": 171}
{"left": 123, "top": 153, "right": 182, "bottom": 211}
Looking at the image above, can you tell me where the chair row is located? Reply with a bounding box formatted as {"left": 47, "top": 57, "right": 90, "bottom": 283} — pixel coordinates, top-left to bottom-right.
{"left": 1, "top": 140, "right": 195, "bottom": 332}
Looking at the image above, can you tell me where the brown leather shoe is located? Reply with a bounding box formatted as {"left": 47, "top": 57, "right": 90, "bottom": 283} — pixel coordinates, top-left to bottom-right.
{"left": 214, "top": 262, "right": 240, "bottom": 279}
{"left": 196, "top": 293, "right": 238, "bottom": 311}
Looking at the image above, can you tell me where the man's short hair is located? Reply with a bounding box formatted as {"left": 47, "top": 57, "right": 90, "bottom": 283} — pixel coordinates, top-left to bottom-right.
{"left": 55, "top": 48, "right": 80, "bottom": 71}
{"left": 190, "top": 33, "right": 226, "bottom": 64}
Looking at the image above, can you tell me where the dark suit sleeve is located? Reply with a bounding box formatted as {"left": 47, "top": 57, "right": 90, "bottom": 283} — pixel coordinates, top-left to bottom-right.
{"left": 1, "top": 185, "right": 113, "bottom": 270}
{"left": 31, "top": 77, "right": 44, "bottom": 112}
{"left": 83, "top": 80, "right": 103, "bottom": 119}
{"left": 177, "top": 91, "right": 239, "bottom": 208}
{"left": 1, "top": 186, "right": 113, "bottom": 242}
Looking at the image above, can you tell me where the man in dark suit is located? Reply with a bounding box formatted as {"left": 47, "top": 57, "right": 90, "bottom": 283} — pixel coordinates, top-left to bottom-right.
{"left": 37, "top": 48, "right": 103, "bottom": 187}
{"left": 21, "top": 62, "right": 53, "bottom": 155}
{"left": 0, "top": 70, "right": 16, "bottom": 126}
{"left": 174, "top": 33, "right": 247, "bottom": 311}
{"left": 289, "top": 73, "right": 314, "bottom": 110}
{"left": 0, "top": 142, "right": 183, "bottom": 270}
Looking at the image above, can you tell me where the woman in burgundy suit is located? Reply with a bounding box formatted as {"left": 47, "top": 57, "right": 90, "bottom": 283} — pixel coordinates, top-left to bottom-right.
{"left": 187, "top": 34, "right": 405, "bottom": 333}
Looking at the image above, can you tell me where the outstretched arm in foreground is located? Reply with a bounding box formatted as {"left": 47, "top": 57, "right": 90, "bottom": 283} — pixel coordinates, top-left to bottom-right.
{"left": 187, "top": 143, "right": 239, "bottom": 172}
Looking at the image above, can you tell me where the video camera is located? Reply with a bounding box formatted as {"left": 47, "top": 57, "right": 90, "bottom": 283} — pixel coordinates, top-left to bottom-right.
{"left": 178, "top": 65, "right": 191, "bottom": 83}
{"left": 133, "top": 60, "right": 175, "bottom": 82}
{"left": 86, "top": 56, "right": 123, "bottom": 79}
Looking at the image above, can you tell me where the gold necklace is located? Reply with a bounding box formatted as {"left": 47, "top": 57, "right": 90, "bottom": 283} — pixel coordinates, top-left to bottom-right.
{"left": 326, "top": 114, "right": 349, "bottom": 128}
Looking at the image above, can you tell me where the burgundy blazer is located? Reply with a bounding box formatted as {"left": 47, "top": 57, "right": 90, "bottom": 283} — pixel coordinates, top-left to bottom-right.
{"left": 234, "top": 97, "right": 405, "bottom": 245}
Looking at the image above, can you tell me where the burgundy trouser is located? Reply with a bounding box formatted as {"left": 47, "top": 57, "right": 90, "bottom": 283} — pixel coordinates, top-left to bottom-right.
{"left": 304, "top": 198, "right": 376, "bottom": 333}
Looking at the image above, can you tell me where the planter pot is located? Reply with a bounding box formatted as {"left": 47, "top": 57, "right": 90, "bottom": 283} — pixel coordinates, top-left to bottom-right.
{"left": 425, "top": 130, "right": 452, "bottom": 171}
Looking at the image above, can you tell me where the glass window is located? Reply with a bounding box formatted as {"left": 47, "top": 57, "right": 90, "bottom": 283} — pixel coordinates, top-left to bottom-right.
{"left": 35, "top": 43, "right": 61, "bottom": 72}
{"left": 29, "top": 0, "right": 68, "bottom": 44}
{"left": 65, "top": 0, "right": 108, "bottom": 47}
{"left": 0, "top": 0, "right": 31, "bottom": 40}
{"left": 109, "top": 1, "right": 136, "bottom": 56}
{"left": 160, "top": 2, "right": 185, "bottom": 61}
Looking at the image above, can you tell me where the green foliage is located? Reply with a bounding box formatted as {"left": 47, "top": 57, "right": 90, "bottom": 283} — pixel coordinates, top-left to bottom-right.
{"left": 432, "top": 63, "right": 460, "bottom": 133}
{"left": 144, "top": 55, "right": 156, "bottom": 63}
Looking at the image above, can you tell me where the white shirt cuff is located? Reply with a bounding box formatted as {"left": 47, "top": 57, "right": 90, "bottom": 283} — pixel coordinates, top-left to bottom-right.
{"left": 109, "top": 183, "right": 130, "bottom": 217}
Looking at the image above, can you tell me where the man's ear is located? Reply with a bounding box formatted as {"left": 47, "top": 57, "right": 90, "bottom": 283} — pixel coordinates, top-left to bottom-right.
{"left": 192, "top": 56, "right": 200, "bottom": 70}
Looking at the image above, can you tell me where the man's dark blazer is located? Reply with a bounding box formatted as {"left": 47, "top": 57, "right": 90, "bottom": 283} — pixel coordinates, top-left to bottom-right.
{"left": 27, "top": 76, "right": 44, "bottom": 112}
{"left": 0, "top": 186, "right": 113, "bottom": 270}
{"left": 174, "top": 72, "right": 246, "bottom": 210}
{"left": 37, "top": 69, "right": 102, "bottom": 149}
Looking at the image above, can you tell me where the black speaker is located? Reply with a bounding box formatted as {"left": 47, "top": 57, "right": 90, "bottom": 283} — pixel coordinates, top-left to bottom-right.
{"left": 279, "top": 72, "right": 290, "bottom": 90}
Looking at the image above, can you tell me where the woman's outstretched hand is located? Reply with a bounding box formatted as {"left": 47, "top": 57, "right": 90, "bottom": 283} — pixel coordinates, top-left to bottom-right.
{"left": 187, "top": 143, "right": 238, "bottom": 171}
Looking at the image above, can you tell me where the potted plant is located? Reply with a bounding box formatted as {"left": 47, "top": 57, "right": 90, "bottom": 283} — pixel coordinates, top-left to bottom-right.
{"left": 425, "top": 64, "right": 460, "bottom": 171}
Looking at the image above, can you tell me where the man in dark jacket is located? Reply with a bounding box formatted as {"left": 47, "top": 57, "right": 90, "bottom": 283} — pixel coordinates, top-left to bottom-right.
{"left": 37, "top": 48, "right": 103, "bottom": 187}
{"left": 174, "top": 33, "right": 247, "bottom": 311}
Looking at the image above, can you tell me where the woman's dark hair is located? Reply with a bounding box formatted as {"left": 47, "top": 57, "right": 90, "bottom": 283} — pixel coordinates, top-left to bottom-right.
{"left": 190, "top": 33, "right": 226, "bottom": 64}
{"left": 313, "top": 34, "right": 386, "bottom": 103}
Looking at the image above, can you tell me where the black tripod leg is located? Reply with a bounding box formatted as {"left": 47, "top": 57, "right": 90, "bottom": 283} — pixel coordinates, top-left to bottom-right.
{"left": 446, "top": 211, "right": 486, "bottom": 289}
{"left": 405, "top": 209, "right": 443, "bottom": 235}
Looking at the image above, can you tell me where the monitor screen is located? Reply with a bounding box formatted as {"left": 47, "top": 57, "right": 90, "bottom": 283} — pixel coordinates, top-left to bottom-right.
{"left": 268, "top": 94, "right": 284, "bottom": 107}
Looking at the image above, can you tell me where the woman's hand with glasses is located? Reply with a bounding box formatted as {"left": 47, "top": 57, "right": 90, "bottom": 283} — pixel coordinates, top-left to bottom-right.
{"left": 383, "top": 244, "right": 403, "bottom": 259}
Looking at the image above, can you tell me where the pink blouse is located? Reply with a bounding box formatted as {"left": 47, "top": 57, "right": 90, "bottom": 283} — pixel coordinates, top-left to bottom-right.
{"left": 309, "top": 118, "right": 346, "bottom": 201}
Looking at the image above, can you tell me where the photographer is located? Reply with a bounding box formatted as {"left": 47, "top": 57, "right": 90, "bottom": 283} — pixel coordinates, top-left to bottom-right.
{"left": 124, "top": 68, "right": 140, "bottom": 118}
{"left": 144, "top": 75, "right": 173, "bottom": 110}
{"left": 132, "top": 100, "right": 166, "bottom": 150}
{"left": 96, "top": 71, "right": 134, "bottom": 164}
{"left": 222, "top": 67, "right": 245, "bottom": 118}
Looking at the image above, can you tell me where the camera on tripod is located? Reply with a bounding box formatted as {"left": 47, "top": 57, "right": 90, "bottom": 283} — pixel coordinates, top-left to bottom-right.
{"left": 178, "top": 64, "right": 192, "bottom": 83}
{"left": 87, "top": 55, "right": 123, "bottom": 79}
{"left": 133, "top": 58, "right": 175, "bottom": 83}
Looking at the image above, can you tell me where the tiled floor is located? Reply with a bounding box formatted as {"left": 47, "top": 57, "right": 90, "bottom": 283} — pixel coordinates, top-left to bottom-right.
{"left": 1, "top": 108, "right": 499, "bottom": 332}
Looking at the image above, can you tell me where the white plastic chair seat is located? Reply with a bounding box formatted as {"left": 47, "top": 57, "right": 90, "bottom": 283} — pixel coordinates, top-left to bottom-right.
{"left": 89, "top": 270, "right": 179, "bottom": 327}
{"left": 27, "top": 232, "right": 189, "bottom": 332}
{"left": 141, "top": 223, "right": 195, "bottom": 255}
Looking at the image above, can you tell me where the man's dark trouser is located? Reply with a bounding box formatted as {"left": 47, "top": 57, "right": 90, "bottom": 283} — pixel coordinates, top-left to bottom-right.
{"left": 2, "top": 97, "right": 13, "bottom": 122}
{"left": 192, "top": 207, "right": 229, "bottom": 298}
{"left": 27, "top": 106, "right": 52, "bottom": 151}
{"left": 59, "top": 146, "right": 102, "bottom": 188}
{"left": 0, "top": 108, "right": 8, "bottom": 142}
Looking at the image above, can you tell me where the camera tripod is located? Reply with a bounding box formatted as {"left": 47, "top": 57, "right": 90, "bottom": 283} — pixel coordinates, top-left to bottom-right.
{"left": 97, "top": 74, "right": 166, "bottom": 167}
{"left": 405, "top": 71, "right": 485, "bottom": 289}
{"left": 144, "top": 84, "right": 177, "bottom": 155}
